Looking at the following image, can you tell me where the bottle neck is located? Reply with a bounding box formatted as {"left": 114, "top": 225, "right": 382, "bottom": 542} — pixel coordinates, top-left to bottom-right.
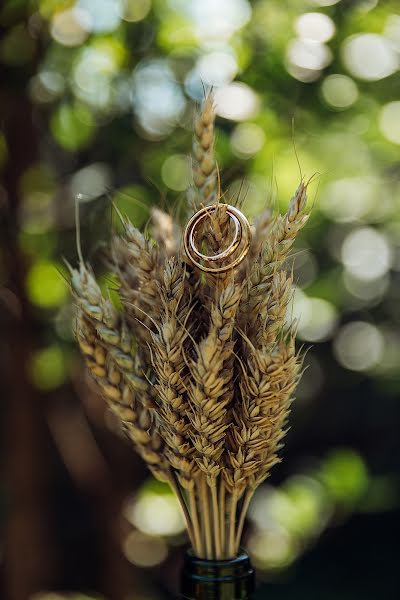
{"left": 180, "top": 550, "right": 255, "bottom": 600}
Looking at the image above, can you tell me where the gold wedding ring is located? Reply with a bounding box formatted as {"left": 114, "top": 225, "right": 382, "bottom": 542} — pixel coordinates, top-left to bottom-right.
{"left": 184, "top": 204, "right": 251, "bottom": 273}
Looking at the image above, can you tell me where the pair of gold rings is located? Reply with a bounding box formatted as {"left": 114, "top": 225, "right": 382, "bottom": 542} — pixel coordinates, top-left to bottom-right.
{"left": 184, "top": 204, "right": 251, "bottom": 273}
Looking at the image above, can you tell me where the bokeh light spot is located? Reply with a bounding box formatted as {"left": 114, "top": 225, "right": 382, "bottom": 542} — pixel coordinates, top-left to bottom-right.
{"left": 341, "top": 227, "right": 392, "bottom": 281}
{"left": 76, "top": 0, "right": 121, "bottom": 33}
{"left": 343, "top": 271, "right": 389, "bottom": 304}
{"left": 196, "top": 51, "right": 238, "bottom": 87}
{"left": 287, "top": 38, "right": 332, "bottom": 82}
{"left": 124, "top": 487, "right": 185, "bottom": 537}
{"left": 173, "top": 0, "right": 252, "bottom": 43}
{"left": 50, "top": 8, "right": 90, "bottom": 47}
{"left": 320, "top": 449, "right": 368, "bottom": 504}
{"left": 248, "top": 528, "right": 296, "bottom": 570}
{"left": 161, "top": 154, "right": 191, "bottom": 191}
{"left": 379, "top": 101, "right": 400, "bottom": 145}
{"left": 321, "top": 74, "right": 358, "bottom": 110}
{"left": 215, "top": 82, "right": 260, "bottom": 121}
{"left": 119, "top": 0, "right": 152, "bottom": 23}
{"left": 26, "top": 261, "right": 68, "bottom": 308}
{"left": 295, "top": 13, "right": 335, "bottom": 43}
{"left": 30, "top": 71, "right": 65, "bottom": 104}
{"left": 282, "top": 476, "right": 328, "bottom": 536}
{"left": 289, "top": 288, "right": 337, "bottom": 342}
{"left": 333, "top": 321, "right": 384, "bottom": 371}
{"left": 287, "top": 287, "right": 311, "bottom": 330}
{"left": 297, "top": 298, "right": 338, "bottom": 342}
{"left": 231, "top": 123, "right": 265, "bottom": 158}
{"left": 51, "top": 104, "right": 95, "bottom": 151}
{"left": 123, "top": 530, "right": 168, "bottom": 567}
{"left": 287, "top": 39, "right": 332, "bottom": 71}
{"left": 30, "top": 346, "right": 67, "bottom": 391}
{"left": 132, "top": 59, "right": 186, "bottom": 137}
{"left": 310, "top": 0, "right": 341, "bottom": 5}
{"left": 384, "top": 14, "right": 400, "bottom": 52}
{"left": 320, "top": 177, "right": 377, "bottom": 223}
{"left": 342, "top": 34, "right": 398, "bottom": 81}
{"left": 72, "top": 39, "right": 126, "bottom": 109}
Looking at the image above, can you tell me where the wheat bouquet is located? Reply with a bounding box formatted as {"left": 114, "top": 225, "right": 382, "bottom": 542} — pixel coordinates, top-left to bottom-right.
{"left": 70, "top": 96, "right": 309, "bottom": 563}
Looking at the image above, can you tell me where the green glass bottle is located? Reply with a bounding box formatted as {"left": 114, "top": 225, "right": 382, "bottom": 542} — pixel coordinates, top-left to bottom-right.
{"left": 180, "top": 551, "right": 255, "bottom": 600}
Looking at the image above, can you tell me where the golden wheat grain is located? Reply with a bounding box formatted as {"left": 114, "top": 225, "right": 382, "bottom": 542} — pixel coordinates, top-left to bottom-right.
{"left": 150, "top": 259, "right": 198, "bottom": 489}
{"left": 187, "top": 94, "right": 217, "bottom": 212}
{"left": 227, "top": 332, "right": 302, "bottom": 554}
{"left": 110, "top": 217, "right": 163, "bottom": 349}
{"left": 239, "top": 181, "right": 309, "bottom": 343}
{"left": 76, "top": 311, "right": 169, "bottom": 480}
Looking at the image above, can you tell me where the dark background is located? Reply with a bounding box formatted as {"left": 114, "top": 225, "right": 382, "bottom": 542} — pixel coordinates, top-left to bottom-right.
{"left": 1, "top": 1, "right": 400, "bottom": 599}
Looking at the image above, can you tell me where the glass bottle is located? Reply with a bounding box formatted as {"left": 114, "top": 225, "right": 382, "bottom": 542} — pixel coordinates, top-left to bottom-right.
{"left": 180, "top": 550, "right": 255, "bottom": 600}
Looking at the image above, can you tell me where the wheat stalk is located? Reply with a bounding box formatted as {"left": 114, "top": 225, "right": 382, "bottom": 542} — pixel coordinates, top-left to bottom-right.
{"left": 71, "top": 94, "right": 309, "bottom": 561}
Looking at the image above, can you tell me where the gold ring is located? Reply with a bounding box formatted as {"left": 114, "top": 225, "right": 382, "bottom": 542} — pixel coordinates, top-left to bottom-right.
{"left": 184, "top": 204, "right": 251, "bottom": 273}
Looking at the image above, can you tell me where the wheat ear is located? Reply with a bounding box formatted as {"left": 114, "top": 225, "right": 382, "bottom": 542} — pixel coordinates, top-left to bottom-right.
{"left": 229, "top": 332, "right": 302, "bottom": 554}
{"left": 72, "top": 264, "right": 166, "bottom": 466}
{"left": 239, "top": 180, "right": 309, "bottom": 343}
{"left": 187, "top": 94, "right": 217, "bottom": 213}
{"left": 72, "top": 261, "right": 201, "bottom": 547}
{"left": 75, "top": 311, "right": 169, "bottom": 479}
{"left": 110, "top": 217, "right": 163, "bottom": 351}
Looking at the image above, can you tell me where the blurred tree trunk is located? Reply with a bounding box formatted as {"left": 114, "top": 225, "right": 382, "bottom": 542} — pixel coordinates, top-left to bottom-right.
{"left": 0, "top": 10, "right": 163, "bottom": 600}
{"left": 1, "top": 80, "right": 55, "bottom": 598}
{"left": 0, "top": 35, "right": 144, "bottom": 600}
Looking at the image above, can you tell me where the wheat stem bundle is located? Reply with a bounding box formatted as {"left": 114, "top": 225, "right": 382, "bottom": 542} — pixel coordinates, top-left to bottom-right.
{"left": 71, "top": 95, "right": 310, "bottom": 560}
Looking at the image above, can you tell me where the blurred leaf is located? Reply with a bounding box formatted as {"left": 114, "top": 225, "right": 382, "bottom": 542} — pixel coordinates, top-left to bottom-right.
{"left": 157, "top": 15, "right": 196, "bottom": 50}
{"left": 320, "top": 449, "right": 369, "bottom": 506}
{"left": 98, "top": 272, "right": 122, "bottom": 311}
{"left": 19, "top": 231, "right": 57, "bottom": 258}
{"left": 38, "top": 0, "right": 74, "bottom": 19}
{"left": 50, "top": 103, "right": 95, "bottom": 151}
{"left": 90, "top": 36, "right": 127, "bottom": 69}
{"left": 113, "top": 185, "right": 151, "bottom": 229}
{"left": 29, "top": 345, "right": 67, "bottom": 391}
{"left": 0, "top": 23, "right": 35, "bottom": 65}
{"left": 26, "top": 260, "right": 68, "bottom": 308}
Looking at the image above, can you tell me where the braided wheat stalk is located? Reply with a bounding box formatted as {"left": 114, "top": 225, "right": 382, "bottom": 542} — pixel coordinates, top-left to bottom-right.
{"left": 71, "top": 95, "right": 309, "bottom": 559}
